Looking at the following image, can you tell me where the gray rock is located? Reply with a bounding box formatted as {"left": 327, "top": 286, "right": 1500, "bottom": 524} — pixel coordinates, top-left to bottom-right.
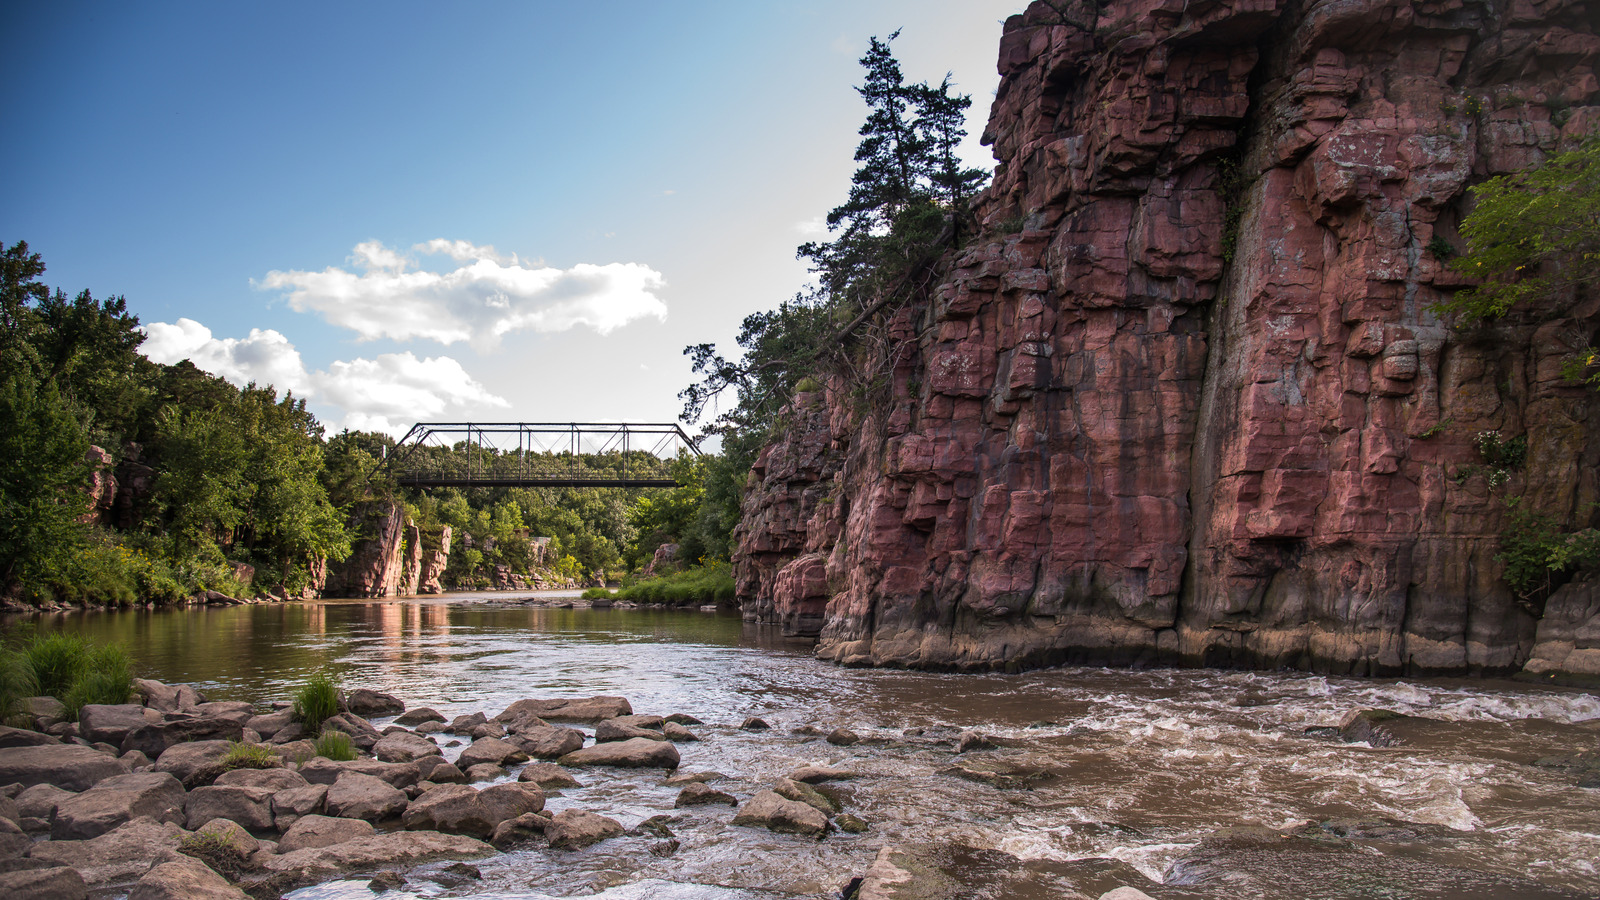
{"left": 464, "top": 763, "right": 507, "bottom": 782}
{"left": 324, "top": 772, "right": 407, "bottom": 822}
{"left": 400, "top": 784, "right": 496, "bottom": 838}
{"left": 373, "top": 730, "right": 438, "bottom": 763}
{"left": 732, "top": 790, "right": 829, "bottom": 836}
{"left": 675, "top": 783, "right": 737, "bottom": 807}
{"left": 261, "top": 831, "right": 492, "bottom": 882}
{"left": 343, "top": 689, "right": 404, "bottom": 718}
{"left": 789, "top": 765, "right": 856, "bottom": 784}
{"left": 517, "top": 762, "right": 581, "bottom": 788}
{"left": 457, "top": 736, "right": 529, "bottom": 769}
{"left": 122, "top": 716, "right": 246, "bottom": 759}
{"left": 270, "top": 784, "right": 328, "bottom": 830}
{"left": 558, "top": 737, "right": 680, "bottom": 769}
{"left": 319, "top": 713, "right": 383, "bottom": 751}
{"left": 126, "top": 855, "right": 248, "bottom": 900}
{"left": 277, "top": 814, "right": 375, "bottom": 853}
{"left": 16, "top": 783, "right": 73, "bottom": 820}
{"left": 78, "top": 704, "right": 161, "bottom": 746}
{"left": 0, "top": 744, "right": 130, "bottom": 791}
{"left": 489, "top": 811, "right": 550, "bottom": 850}
{"left": 52, "top": 771, "right": 186, "bottom": 839}
{"left": 394, "top": 708, "right": 445, "bottom": 726}
{"left": 773, "top": 777, "right": 838, "bottom": 814}
{"left": 0, "top": 865, "right": 87, "bottom": 900}
{"left": 478, "top": 782, "right": 544, "bottom": 824}
{"left": 544, "top": 808, "right": 622, "bottom": 849}
{"left": 184, "top": 784, "right": 275, "bottom": 831}
{"left": 153, "top": 740, "right": 233, "bottom": 788}
{"left": 27, "top": 816, "right": 189, "bottom": 887}
{"left": 495, "top": 696, "right": 632, "bottom": 727}
{"left": 243, "top": 710, "right": 294, "bottom": 739}
{"left": 213, "top": 768, "right": 307, "bottom": 792}
{"left": 510, "top": 725, "right": 585, "bottom": 759}
{"left": 594, "top": 720, "right": 666, "bottom": 743}
{"left": 192, "top": 817, "right": 259, "bottom": 855}
{"left": 297, "top": 758, "right": 419, "bottom": 789}
{"left": 447, "top": 712, "right": 488, "bottom": 734}
{"left": 663, "top": 722, "right": 700, "bottom": 742}
{"left": 0, "top": 725, "right": 57, "bottom": 748}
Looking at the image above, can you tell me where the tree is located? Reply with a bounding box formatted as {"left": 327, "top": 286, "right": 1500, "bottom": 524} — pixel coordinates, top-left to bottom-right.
{"left": 0, "top": 372, "right": 90, "bottom": 592}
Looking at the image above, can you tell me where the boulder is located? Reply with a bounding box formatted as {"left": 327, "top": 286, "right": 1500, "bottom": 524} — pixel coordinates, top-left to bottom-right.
{"left": 270, "top": 784, "right": 328, "bottom": 830}
{"left": 261, "top": 831, "right": 492, "bottom": 883}
{"left": 732, "top": 790, "right": 829, "bottom": 836}
{"left": 323, "top": 772, "right": 407, "bottom": 822}
{"left": 120, "top": 749, "right": 153, "bottom": 769}
{"left": 415, "top": 721, "right": 446, "bottom": 734}
{"left": 0, "top": 744, "right": 130, "bottom": 790}
{"left": 78, "top": 704, "right": 161, "bottom": 746}
{"left": 468, "top": 722, "right": 506, "bottom": 740}
{"left": 489, "top": 811, "right": 550, "bottom": 850}
{"left": 27, "top": 816, "right": 189, "bottom": 887}
{"left": 495, "top": 696, "right": 631, "bottom": 727}
{"left": 457, "top": 737, "right": 528, "bottom": 769}
{"left": 0, "top": 725, "right": 57, "bottom": 748}
{"left": 243, "top": 710, "right": 294, "bottom": 740}
{"left": 558, "top": 737, "right": 679, "bottom": 769}
{"left": 127, "top": 855, "right": 249, "bottom": 900}
{"left": 343, "top": 689, "right": 404, "bottom": 718}
{"left": 400, "top": 784, "right": 496, "bottom": 838}
{"left": 153, "top": 740, "right": 233, "bottom": 788}
{"left": 664, "top": 713, "right": 703, "bottom": 725}
{"left": 510, "top": 726, "right": 585, "bottom": 759}
{"left": 836, "top": 813, "right": 869, "bottom": 833}
{"left": 956, "top": 731, "right": 995, "bottom": 753}
{"left": 184, "top": 785, "right": 275, "bottom": 831}
{"left": 415, "top": 756, "right": 465, "bottom": 784}
{"left": 192, "top": 817, "right": 259, "bottom": 855}
{"left": 663, "top": 722, "right": 700, "bottom": 742}
{"left": 319, "top": 713, "right": 383, "bottom": 751}
{"left": 544, "top": 808, "right": 622, "bottom": 849}
{"left": 675, "top": 783, "right": 737, "bottom": 807}
{"left": 594, "top": 720, "right": 666, "bottom": 743}
{"left": 297, "top": 758, "right": 419, "bottom": 789}
{"left": 395, "top": 708, "right": 444, "bottom": 726}
{"left": 16, "top": 783, "right": 73, "bottom": 820}
{"left": 478, "top": 782, "right": 544, "bottom": 823}
{"left": 267, "top": 724, "right": 307, "bottom": 745}
{"left": 608, "top": 714, "right": 664, "bottom": 730}
{"left": 740, "top": 717, "right": 770, "bottom": 731}
{"left": 517, "top": 763, "right": 581, "bottom": 788}
{"left": 0, "top": 865, "right": 88, "bottom": 900}
{"left": 190, "top": 702, "right": 255, "bottom": 725}
{"left": 133, "top": 680, "right": 203, "bottom": 713}
{"left": 773, "top": 777, "right": 838, "bottom": 814}
{"left": 276, "top": 814, "right": 375, "bottom": 853}
{"left": 213, "top": 768, "right": 306, "bottom": 792}
{"left": 121, "top": 716, "right": 247, "bottom": 759}
{"left": 448, "top": 712, "right": 488, "bottom": 734}
{"left": 789, "top": 765, "right": 856, "bottom": 784}
{"left": 373, "top": 730, "right": 439, "bottom": 763}
{"left": 826, "top": 728, "right": 861, "bottom": 746}
{"left": 51, "top": 771, "right": 186, "bottom": 839}
{"left": 464, "top": 763, "right": 506, "bottom": 782}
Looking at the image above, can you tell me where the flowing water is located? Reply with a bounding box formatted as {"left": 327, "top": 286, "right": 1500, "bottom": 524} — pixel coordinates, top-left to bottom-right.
{"left": 14, "top": 592, "right": 1600, "bottom": 900}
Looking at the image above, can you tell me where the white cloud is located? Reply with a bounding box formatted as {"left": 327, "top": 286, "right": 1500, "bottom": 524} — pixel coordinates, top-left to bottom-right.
{"left": 795, "top": 216, "right": 828, "bottom": 237}
{"left": 138, "top": 317, "right": 506, "bottom": 435}
{"left": 256, "top": 240, "right": 668, "bottom": 348}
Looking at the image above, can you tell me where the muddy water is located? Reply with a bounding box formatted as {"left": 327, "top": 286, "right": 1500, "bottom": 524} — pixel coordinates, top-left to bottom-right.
{"left": 18, "top": 593, "right": 1600, "bottom": 900}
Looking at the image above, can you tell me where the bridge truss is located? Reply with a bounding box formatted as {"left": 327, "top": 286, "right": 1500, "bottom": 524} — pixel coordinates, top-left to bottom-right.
{"left": 383, "top": 422, "right": 699, "bottom": 489}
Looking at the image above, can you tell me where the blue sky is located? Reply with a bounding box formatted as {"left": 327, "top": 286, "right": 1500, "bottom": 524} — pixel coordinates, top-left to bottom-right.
{"left": 3, "top": 1, "right": 1025, "bottom": 436}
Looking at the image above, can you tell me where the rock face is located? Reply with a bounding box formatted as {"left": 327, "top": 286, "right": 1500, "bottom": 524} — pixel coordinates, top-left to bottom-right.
{"left": 734, "top": 0, "right": 1600, "bottom": 677}
{"left": 322, "top": 501, "right": 406, "bottom": 598}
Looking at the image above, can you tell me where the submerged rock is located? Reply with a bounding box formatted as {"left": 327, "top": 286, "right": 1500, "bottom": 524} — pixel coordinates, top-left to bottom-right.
{"left": 495, "top": 696, "right": 632, "bottom": 726}
{"left": 544, "top": 808, "right": 622, "bottom": 849}
{"left": 675, "top": 783, "right": 737, "bottom": 807}
{"left": 558, "top": 737, "right": 679, "bottom": 769}
{"left": 732, "top": 790, "right": 829, "bottom": 836}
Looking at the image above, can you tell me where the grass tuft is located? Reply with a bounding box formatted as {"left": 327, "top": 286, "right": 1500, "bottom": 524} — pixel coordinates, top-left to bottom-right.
{"left": 312, "top": 729, "right": 356, "bottom": 761}
{"left": 218, "top": 741, "right": 281, "bottom": 771}
{"left": 292, "top": 672, "right": 339, "bottom": 731}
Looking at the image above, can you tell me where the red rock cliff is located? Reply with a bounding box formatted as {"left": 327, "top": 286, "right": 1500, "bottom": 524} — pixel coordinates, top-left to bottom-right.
{"left": 734, "top": 0, "right": 1600, "bottom": 677}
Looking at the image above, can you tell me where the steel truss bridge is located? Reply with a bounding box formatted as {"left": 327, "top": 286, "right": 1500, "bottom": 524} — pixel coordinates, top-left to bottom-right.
{"left": 383, "top": 422, "right": 699, "bottom": 489}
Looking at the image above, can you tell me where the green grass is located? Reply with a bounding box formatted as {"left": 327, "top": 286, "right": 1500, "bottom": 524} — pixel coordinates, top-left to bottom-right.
{"left": 604, "top": 564, "right": 736, "bottom": 607}
{"left": 218, "top": 741, "right": 282, "bottom": 771}
{"left": 313, "top": 729, "right": 356, "bottom": 761}
{"left": 292, "top": 672, "right": 339, "bottom": 731}
{"left": 61, "top": 643, "right": 134, "bottom": 718}
{"left": 23, "top": 632, "right": 92, "bottom": 698}
{"left": 5, "top": 631, "right": 135, "bottom": 720}
{"left": 0, "top": 648, "right": 39, "bottom": 727}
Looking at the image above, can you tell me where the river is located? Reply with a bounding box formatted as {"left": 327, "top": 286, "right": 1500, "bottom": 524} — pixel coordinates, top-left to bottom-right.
{"left": 14, "top": 592, "right": 1600, "bottom": 900}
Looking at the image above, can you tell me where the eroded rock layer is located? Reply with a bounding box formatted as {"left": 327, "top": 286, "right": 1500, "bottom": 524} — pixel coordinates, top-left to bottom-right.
{"left": 734, "top": 0, "right": 1600, "bottom": 677}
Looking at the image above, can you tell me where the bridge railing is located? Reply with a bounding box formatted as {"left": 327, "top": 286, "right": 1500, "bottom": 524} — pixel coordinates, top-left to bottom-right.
{"left": 381, "top": 422, "right": 699, "bottom": 489}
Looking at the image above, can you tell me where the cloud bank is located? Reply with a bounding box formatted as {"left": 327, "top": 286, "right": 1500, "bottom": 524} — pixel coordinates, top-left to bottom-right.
{"left": 140, "top": 317, "right": 507, "bottom": 435}
{"left": 256, "top": 239, "right": 668, "bottom": 347}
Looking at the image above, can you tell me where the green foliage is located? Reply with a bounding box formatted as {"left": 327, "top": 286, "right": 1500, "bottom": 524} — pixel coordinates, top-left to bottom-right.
{"left": 0, "top": 646, "right": 39, "bottom": 726}
{"left": 0, "top": 370, "right": 91, "bottom": 594}
{"left": 607, "top": 563, "right": 736, "bottom": 607}
{"left": 313, "top": 729, "right": 356, "bottom": 761}
{"left": 1425, "top": 235, "right": 1457, "bottom": 260}
{"left": 23, "top": 632, "right": 92, "bottom": 698}
{"left": 218, "top": 742, "right": 281, "bottom": 771}
{"left": 292, "top": 672, "right": 339, "bottom": 731}
{"left": 1438, "top": 137, "right": 1600, "bottom": 322}
{"left": 1474, "top": 430, "right": 1527, "bottom": 487}
{"left": 62, "top": 643, "right": 134, "bottom": 718}
{"left": 8, "top": 631, "right": 134, "bottom": 718}
{"left": 177, "top": 830, "right": 252, "bottom": 880}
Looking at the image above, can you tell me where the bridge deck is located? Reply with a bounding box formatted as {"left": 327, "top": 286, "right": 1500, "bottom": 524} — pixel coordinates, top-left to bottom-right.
{"left": 395, "top": 475, "right": 679, "bottom": 489}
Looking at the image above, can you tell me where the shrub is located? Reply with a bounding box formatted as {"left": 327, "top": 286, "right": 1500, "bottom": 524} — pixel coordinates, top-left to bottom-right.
{"left": 580, "top": 587, "right": 615, "bottom": 600}
{"left": 218, "top": 741, "right": 281, "bottom": 771}
{"left": 313, "top": 729, "right": 356, "bottom": 762}
{"left": 292, "top": 672, "right": 339, "bottom": 731}
{"left": 61, "top": 643, "right": 134, "bottom": 718}
{"left": 23, "top": 632, "right": 91, "bottom": 698}
{"left": 612, "top": 563, "right": 736, "bottom": 607}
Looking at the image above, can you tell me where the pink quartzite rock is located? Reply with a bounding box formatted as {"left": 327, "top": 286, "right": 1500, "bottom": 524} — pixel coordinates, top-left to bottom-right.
{"left": 733, "top": 0, "right": 1600, "bottom": 680}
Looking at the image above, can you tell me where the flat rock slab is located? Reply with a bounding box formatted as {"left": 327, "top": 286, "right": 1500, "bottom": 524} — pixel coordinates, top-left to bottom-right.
{"left": 0, "top": 744, "right": 130, "bottom": 791}
{"left": 496, "top": 697, "right": 632, "bottom": 726}
{"left": 324, "top": 772, "right": 407, "bottom": 822}
{"left": 732, "top": 790, "right": 829, "bottom": 836}
{"left": 127, "top": 855, "right": 248, "bottom": 900}
{"left": 373, "top": 731, "right": 439, "bottom": 763}
{"left": 78, "top": 704, "right": 162, "bottom": 746}
{"left": 277, "top": 814, "right": 376, "bottom": 853}
{"left": 0, "top": 726, "right": 59, "bottom": 748}
{"left": 185, "top": 784, "right": 275, "bottom": 831}
{"left": 213, "top": 768, "right": 307, "bottom": 791}
{"left": 559, "top": 737, "right": 679, "bottom": 769}
{"left": 52, "top": 771, "right": 186, "bottom": 840}
{"left": 261, "top": 831, "right": 492, "bottom": 883}
{"left": 0, "top": 865, "right": 88, "bottom": 900}
{"left": 517, "top": 763, "right": 581, "bottom": 788}
{"left": 298, "top": 758, "right": 419, "bottom": 789}
{"left": 594, "top": 721, "right": 666, "bottom": 743}
{"left": 153, "top": 740, "right": 233, "bottom": 788}
{"left": 28, "top": 816, "right": 189, "bottom": 887}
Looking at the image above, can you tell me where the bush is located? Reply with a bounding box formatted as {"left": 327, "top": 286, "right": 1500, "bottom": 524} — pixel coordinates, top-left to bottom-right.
{"left": 23, "top": 632, "right": 91, "bottom": 698}
{"left": 292, "top": 672, "right": 339, "bottom": 731}
{"left": 580, "top": 587, "right": 615, "bottom": 600}
{"left": 61, "top": 643, "right": 134, "bottom": 718}
{"left": 218, "top": 742, "right": 281, "bottom": 771}
{"left": 612, "top": 563, "right": 736, "bottom": 607}
{"left": 313, "top": 729, "right": 356, "bottom": 761}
